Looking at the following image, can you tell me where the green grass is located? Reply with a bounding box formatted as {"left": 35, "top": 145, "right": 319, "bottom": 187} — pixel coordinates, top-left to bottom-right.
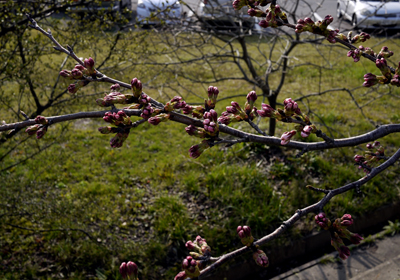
{"left": 1, "top": 23, "right": 400, "bottom": 279}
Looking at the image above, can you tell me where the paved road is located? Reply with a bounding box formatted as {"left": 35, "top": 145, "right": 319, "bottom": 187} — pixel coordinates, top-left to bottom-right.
{"left": 271, "top": 233, "right": 400, "bottom": 280}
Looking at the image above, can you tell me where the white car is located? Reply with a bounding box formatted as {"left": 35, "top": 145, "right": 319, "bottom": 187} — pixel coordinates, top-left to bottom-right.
{"left": 198, "top": 0, "right": 256, "bottom": 32}
{"left": 337, "top": 0, "right": 400, "bottom": 29}
{"left": 136, "top": 0, "right": 182, "bottom": 25}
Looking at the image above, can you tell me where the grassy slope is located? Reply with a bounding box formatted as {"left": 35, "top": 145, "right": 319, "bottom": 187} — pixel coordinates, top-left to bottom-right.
{"left": 1, "top": 29, "right": 400, "bottom": 279}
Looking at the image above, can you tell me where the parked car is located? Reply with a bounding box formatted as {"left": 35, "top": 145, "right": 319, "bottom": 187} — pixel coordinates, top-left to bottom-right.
{"left": 136, "top": 0, "right": 182, "bottom": 25}
{"left": 337, "top": 0, "right": 400, "bottom": 29}
{"left": 198, "top": 0, "right": 256, "bottom": 32}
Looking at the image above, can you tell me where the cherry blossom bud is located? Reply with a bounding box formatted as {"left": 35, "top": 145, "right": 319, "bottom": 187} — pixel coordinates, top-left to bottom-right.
{"left": 218, "top": 115, "right": 231, "bottom": 125}
{"left": 378, "top": 46, "right": 394, "bottom": 59}
{"left": 362, "top": 73, "right": 378, "bottom": 87}
{"left": 366, "top": 143, "right": 373, "bottom": 149}
{"left": 185, "top": 241, "right": 196, "bottom": 250}
{"left": 59, "top": 70, "right": 72, "bottom": 79}
{"left": 259, "top": 20, "right": 269, "bottom": 28}
{"left": 189, "top": 140, "right": 210, "bottom": 158}
{"left": 68, "top": 84, "right": 78, "bottom": 94}
{"left": 131, "top": 78, "right": 143, "bottom": 97}
{"left": 36, "top": 126, "right": 47, "bottom": 139}
{"left": 110, "top": 132, "right": 129, "bottom": 148}
{"left": 246, "top": 90, "right": 257, "bottom": 105}
{"left": 314, "top": 212, "right": 331, "bottom": 229}
{"left": 141, "top": 105, "right": 154, "bottom": 120}
{"left": 253, "top": 250, "right": 269, "bottom": 267}
{"left": 304, "top": 17, "right": 314, "bottom": 25}
{"left": 98, "top": 126, "right": 113, "bottom": 134}
{"left": 110, "top": 84, "right": 120, "bottom": 91}
{"left": 127, "top": 261, "right": 138, "bottom": 279}
{"left": 257, "top": 103, "right": 276, "bottom": 118}
{"left": 148, "top": 113, "right": 170, "bottom": 126}
{"left": 74, "top": 64, "right": 86, "bottom": 72}
{"left": 71, "top": 68, "right": 83, "bottom": 79}
{"left": 226, "top": 105, "right": 239, "bottom": 114}
{"left": 237, "top": 225, "right": 254, "bottom": 246}
{"left": 119, "top": 262, "right": 127, "bottom": 279}
{"left": 340, "top": 214, "right": 353, "bottom": 227}
{"left": 35, "top": 115, "right": 48, "bottom": 125}
{"left": 322, "top": 15, "right": 333, "bottom": 26}
{"left": 280, "top": 130, "right": 296, "bottom": 145}
{"left": 354, "top": 155, "right": 364, "bottom": 163}
{"left": 207, "top": 86, "right": 219, "bottom": 99}
{"left": 331, "top": 232, "right": 350, "bottom": 260}
{"left": 349, "top": 233, "right": 363, "bottom": 245}
{"left": 195, "top": 235, "right": 206, "bottom": 246}
{"left": 232, "top": 0, "right": 246, "bottom": 10}
{"left": 182, "top": 104, "right": 193, "bottom": 115}
{"left": 301, "top": 125, "right": 312, "bottom": 138}
{"left": 174, "top": 271, "right": 187, "bottom": 280}
{"left": 84, "top": 57, "right": 95, "bottom": 74}
{"left": 25, "top": 124, "right": 40, "bottom": 136}
{"left": 182, "top": 256, "right": 200, "bottom": 278}
{"left": 390, "top": 74, "right": 400, "bottom": 87}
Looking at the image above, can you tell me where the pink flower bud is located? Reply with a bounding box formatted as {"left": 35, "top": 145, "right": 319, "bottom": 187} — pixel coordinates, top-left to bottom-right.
{"left": 35, "top": 115, "right": 48, "bottom": 125}
{"left": 340, "top": 214, "right": 353, "bottom": 227}
{"left": 174, "top": 271, "right": 187, "bottom": 280}
{"left": 71, "top": 68, "right": 83, "bottom": 79}
{"left": 338, "top": 245, "right": 350, "bottom": 260}
{"left": 98, "top": 126, "right": 112, "bottom": 134}
{"left": 350, "top": 233, "right": 363, "bottom": 245}
{"left": 68, "top": 84, "right": 78, "bottom": 94}
{"left": 207, "top": 86, "right": 219, "bottom": 99}
{"left": 84, "top": 57, "right": 95, "bottom": 73}
{"left": 148, "top": 116, "right": 162, "bottom": 125}
{"left": 110, "top": 83, "right": 120, "bottom": 91}
{"left": 119, "top": 262, "right": 127, "bottom": 279}
{"left": 59, "top": 70, "right": 72, "bottom": 79}
{"left": 25, "top": 124, "right": 40, "bottom": 136}
{"left": 304, "top": 17, "right": 314, "bottom": 25}
{"left": 189, "top": 140, "right": 210, "bottom": 158}
{"left": 36, "top": 126, "right": 47, "bottom": 139}
{"left": 246, "top": 91, "right": 257, "bottom": 103}
{"left": 259, "top": 20, "right": 269, "bottom": 28}
{"left": 186, "top": 241, "right": 195, "bottom": 250}
{"left": 131, "top": 78, "right": 143, "bottom": 97}
{"left": 185, "top": 125, "right": 197, "bottom": 136}
{"left": 253, "top": 250, "right": 269, "bottom": 267}
{"left": 126, "top": 261, "right": 138, "bottom": 278}
{"left": 280, "top": 130, "right": 296, "bottom": 145}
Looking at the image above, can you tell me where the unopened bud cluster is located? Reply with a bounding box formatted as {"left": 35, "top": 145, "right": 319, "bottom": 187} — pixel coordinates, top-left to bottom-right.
{"left": 354, "top": 141, "right": 384, "bottom": 173}
{"left": 25, "top": 115, "right": 49, "bottom": 139}
{"left": 295, "top": 15, "right": 339, "bottom": 43}
{"left": 100, "top": 110, "right": 132, "bottom": 148}
{"left": 237, "top": 225, "right": 254, "bottom": 246}
{"left": 119, "top": 261, "right": 138, "bottom": 280}
{"left": 96, "top": 84, "right": 136, "bottom": 107}
{"left": 60, "top": 58, "right": 95, "bottom": 94}
{"left": 315, "top": 212, "right": 363, "bottom": 260}
{"left": 257, "top": 4, "right": 288, "bottom": 29}
{"left": 175, "top": 235, "right": 211, "bottom": 279}
{"left": 361, "top": 46, "right": 400, "bottom": 87}
{"left": 218, "top": 91, "right": 258, "bottom": 125}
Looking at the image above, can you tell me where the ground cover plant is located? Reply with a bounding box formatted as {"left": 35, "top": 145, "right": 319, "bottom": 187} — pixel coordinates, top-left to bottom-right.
{"left": 1, "top": 1, "right": 400, "bottom": 279}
